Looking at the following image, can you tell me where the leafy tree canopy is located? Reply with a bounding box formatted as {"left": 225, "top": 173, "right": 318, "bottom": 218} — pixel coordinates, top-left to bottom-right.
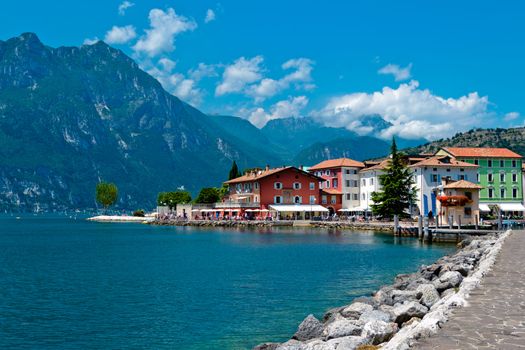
{"left": 371, "top": 138, "right": 417, "bottom": 219}
{"left": 157, "top": 191, "right": 192, "bottom": 209}
{"left": 96, "top": 182, "right": 118, "bottom": 210}
{"left": 194, "top": 187, "right": 223, "bottom": 204}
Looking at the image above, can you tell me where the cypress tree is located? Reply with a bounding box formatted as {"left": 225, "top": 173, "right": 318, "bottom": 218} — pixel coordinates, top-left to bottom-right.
{"left": 228, "top": 161, "right": 242, "bottom": 180}
{"left": 371, "top": 138, "right": 417, "bottom": 219}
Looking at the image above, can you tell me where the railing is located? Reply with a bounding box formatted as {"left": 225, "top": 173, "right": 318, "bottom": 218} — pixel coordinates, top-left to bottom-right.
{"left": 214, "top": 202, "right": 260, "bottom": 209}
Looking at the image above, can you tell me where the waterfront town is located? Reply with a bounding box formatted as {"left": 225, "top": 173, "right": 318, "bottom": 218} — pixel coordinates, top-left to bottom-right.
{"left": 162, "top": 146, "right": 524, "bottom": 227}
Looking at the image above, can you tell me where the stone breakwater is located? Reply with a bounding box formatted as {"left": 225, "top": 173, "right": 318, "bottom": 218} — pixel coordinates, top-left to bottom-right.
{"left": 151, "top": 220, "right": 293, "bottom": 227}
{"left": 254, "top": 230, "right": 510, "bottom": 350}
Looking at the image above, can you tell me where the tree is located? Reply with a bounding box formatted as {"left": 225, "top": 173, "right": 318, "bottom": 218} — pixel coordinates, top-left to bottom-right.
{"left": 371, "top": 138, "right": 417, "bottom": 219}
{"left": 157, "top": 191, "right": 192, "bottom": 209}
{"left": 228, "top": 160, "right": 242, "bottom": 180}
{"left": 96, "top": 182, "right": 118, "bottom": 212}
{"left": 194, "top": 187, "right": 222, "bottom": 204}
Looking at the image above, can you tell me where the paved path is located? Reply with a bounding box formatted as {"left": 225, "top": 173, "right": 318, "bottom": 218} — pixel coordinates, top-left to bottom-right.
{"left": 415, "top": 230, "right": 525, "bottom": 349}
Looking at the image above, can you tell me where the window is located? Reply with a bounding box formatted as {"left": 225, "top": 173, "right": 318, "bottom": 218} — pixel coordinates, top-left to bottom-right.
{"left": 465, "top": 191, "right": 472, "bottom": 200}
{"left": 458, "top": 175, "right": 465, "bottom": 180}
{"left": 353, "top": 193, "right": 359, "bottom": 201}
{"left": 460, "top": 168, "right": 464, "bottom": 172}
{"left": 274, "top": 196, "right": 282, "bottom": 204}
{"left": 274, "top": 182, "right": 282, "bottom": 189}
{"left": 500, "top": 173, "right": 505, "bottom": 182}
{"left": 431, "top": 174, "right": 439, "bottom": 183}
{"left": 333, "top": 179, "right": 338, "bottom": 188}
{"left": 488, "top": 173, "right": 493, "bottom": 182}
{"left": 362, "top": 179, "right": 366, "bottom": 186}
{"left": 500, "top": 160, "right": 505, "bottom": 167}
{"left": 500, "top": 188, "right": 506, "bottom": 199}
{"left": 488, "top": 188, "right": 494, "bottom": 198}
{"left": 474, "top": 159, "right": 479, "bottom": 165}
{"left": 293, "top": 182, "right": 301, "bottom": 190}
{"left": 294, "top": 196, "right": 302, "bottom": 204}
{"left": 512, "top": 160, "right": 517, "bottom": 168}
{"left": 370, "top": 178, "right": 374, "bottom": 185}
{"left": 254, "top": 182, "right": 259, "bottom": 189}
{"left": 477, "top": 173, "right": 480, "bottom": 182}
{"left": 331, "top": 195, "right": 337, "bottom": 204}
{"left": 325, "top": 170, "right": 331, "bottom": 176}
{"left": 345, "top": 169, "right": 350, "bottom": 175}
{"left": 512, "top": 173, "right": 518, "bottom": 182}
{"left": 309, "top": 195, "right": 316, "bottom": 204}
{"left": 513, "top": 187, "right": 518, "bottom": 198}
{"left": 325, "top": 180, "right": 330, "bottom": 188}
{"left": 362, "top": 193, "right": 366, "bottom": 200}
{"left": 322, "top": 195, "right": 327, "bottom": 204}
{"left": 464, "top": 207, "right": 472, "bottom": 217}
{"left": 346, "top": 193, "right": 351, "bottom": 200}
{"left": 309, "top": 182, "right": 315, "bottom": 190}
{"left": 353, "top": 169, "right": 358, "bottom": 174}
{"left": 346, "top": 180, "right": 350, "bottom": 187}
{"left": 254, "top": 196, "right": 259, "bottom": 203}
{"left": 353, "top": 180, "right": 359, "bottom": 187}
{"left": 488, "top": 160, "right": 493, "bottom": 167}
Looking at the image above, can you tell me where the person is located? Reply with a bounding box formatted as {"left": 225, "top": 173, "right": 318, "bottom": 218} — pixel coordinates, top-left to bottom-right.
{"left": 428, "top": 210, "right": 434, "bottom": 225}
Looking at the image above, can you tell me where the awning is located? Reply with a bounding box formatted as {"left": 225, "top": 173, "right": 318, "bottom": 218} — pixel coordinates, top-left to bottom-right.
{"left": 236, "top": 196, "right": 249, "bottom": 200}
{"left": 479, "top": 204, "right": 491, "bottom": 212}
{"left": 269, "top": 204, "right": 329, "bottom": 212}
{"left": 499, "top": 203, "right": 525, "bottom": 211}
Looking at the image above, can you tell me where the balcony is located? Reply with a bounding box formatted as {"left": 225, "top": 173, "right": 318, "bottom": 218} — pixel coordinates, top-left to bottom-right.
{"left": 215, "top": 202, "right": 260, "bottom": 209}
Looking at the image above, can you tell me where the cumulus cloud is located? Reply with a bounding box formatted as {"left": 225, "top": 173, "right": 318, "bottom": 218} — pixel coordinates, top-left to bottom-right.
{"left": 205, "top": 9, "right": 216, "bottom": 23}
{"left": 82, "top": 37, "right": 100, "bottom": 45}
{"left": 504, "top": 111, "right": 520, "bottom": 121}
{"left": 147, "top": 58, "right": 203, "bottom": 105}
{"left": 215, "top": 56, "right": 264, "bottom": 96}
{"left": 188, "top": 63, "right": 219, "bottom": 81}
{"left": 118, "top": 1, "right": 134, "bottom": 16}
{"left": 215, "top": 56, "right": 314, "bottom": 100}
{"left": 133, "top": 8, "right": 197, "bottom": 57}
{"left": 104, "top": 25, "right": 136, "bottom": 44}
{"left": 243, "top": 96, "right": 309, "bottom": 128}
{"left": 378, "top": 63, "right": 412, "bottom": 81}
{"left": 312, "top": 80, "right": 490, "bottom": 140}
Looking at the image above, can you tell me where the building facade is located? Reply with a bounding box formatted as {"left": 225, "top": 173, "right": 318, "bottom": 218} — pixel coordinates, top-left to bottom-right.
{"left": 437, "top": 147, "right": 524, "bottom": 211}
{"left": 309, "top": 158, "right": 364, "bottom": 213}
{"left": 436, "top": 179, "right": 482, "bottom": 226}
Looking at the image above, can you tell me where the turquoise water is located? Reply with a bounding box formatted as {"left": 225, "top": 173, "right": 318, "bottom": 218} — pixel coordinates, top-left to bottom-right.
{"left": 0, "top": 215, "right": 455, "bottom": 349}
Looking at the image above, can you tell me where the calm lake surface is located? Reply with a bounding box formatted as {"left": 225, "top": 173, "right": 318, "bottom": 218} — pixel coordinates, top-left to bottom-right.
{"left": 0, "top": 215, "right": 455, "bottom": 349}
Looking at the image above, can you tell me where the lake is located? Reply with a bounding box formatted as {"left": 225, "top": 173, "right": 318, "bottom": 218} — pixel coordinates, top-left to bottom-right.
{"left": 0, "top": 215, "right": 455, "bottom": 349}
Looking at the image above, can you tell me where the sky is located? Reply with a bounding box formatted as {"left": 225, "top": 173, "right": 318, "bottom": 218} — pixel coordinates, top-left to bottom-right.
{"left": 1, "top": 0, "right": 524, "bottom": 141}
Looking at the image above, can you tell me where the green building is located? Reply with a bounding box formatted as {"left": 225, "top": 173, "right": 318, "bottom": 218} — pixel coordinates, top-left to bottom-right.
{"left": 437, "top": 147, "right": 524, "bottom": 212}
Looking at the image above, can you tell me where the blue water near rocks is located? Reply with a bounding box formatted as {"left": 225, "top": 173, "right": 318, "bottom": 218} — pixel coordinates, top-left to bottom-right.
{"left": 0, "top": 215, "right": 455, "bottom": 349}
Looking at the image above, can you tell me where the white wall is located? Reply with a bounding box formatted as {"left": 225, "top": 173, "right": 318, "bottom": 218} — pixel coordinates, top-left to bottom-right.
{"left": 341, "top": 166, "right": 361, "bottom": 209}
{"left": 359, "top": 170, "right": 382, "bottom": 210}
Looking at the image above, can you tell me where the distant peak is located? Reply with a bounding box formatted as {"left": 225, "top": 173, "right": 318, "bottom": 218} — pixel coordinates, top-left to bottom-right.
{"left": 18, "top": 32, "right": 42, "bottom": 43}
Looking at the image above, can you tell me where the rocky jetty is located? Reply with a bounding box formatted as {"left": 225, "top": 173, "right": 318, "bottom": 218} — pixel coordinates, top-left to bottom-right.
{"left": 253, "top": 231, "right": 509, "bottom": 350}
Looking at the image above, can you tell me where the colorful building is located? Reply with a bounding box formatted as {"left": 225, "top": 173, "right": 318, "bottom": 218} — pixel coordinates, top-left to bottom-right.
{"left": 223, "top": 166, "right": 328, "bottom": 219}
{"left": 436, "top": 179, "right": 483, "bottom": 226}
{"left": 436, "top": 147, "right": 524, "bottom": 212}
{"left": 309, "top": 158, "right": 364, "bottom": 214}
{"left": 409, "top": 155, "right": 478, "bottom": 216}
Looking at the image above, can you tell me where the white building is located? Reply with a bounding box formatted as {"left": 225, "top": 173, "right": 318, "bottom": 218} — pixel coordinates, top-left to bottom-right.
{"left": 358, "top": 160, "right": 388, "bottom": 211}
{"left": 409, "top": 155, "right": 478, "bottom": 217}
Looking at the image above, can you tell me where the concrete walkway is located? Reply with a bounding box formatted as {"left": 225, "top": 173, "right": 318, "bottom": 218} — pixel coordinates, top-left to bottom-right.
{"left": 415, "top": 230, "right": 525, "bottom": 349}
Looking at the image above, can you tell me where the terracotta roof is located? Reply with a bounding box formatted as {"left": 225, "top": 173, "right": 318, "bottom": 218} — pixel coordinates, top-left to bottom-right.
{"left": 321, "top": 189, "right": 343, "bottom": 195}
{"left": 224, "top": 166, "right": 322, "bottom": 184}
{"left": 360, "top": 159, "right": 390, "bottom": 172}
{"left": 442, "top": 147, "right": 522, "bottom": 158}
{"left": 309, "top": 158, "right": 365, "bottom": 170}
{"left": 443, "top": 180, "right": 483, "bottom": 189}
{"left": 409, "top": 156, "right": 478, "bottom": 168}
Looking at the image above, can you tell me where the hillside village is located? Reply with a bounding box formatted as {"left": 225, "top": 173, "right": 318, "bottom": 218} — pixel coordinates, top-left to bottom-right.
{"left": 163, "top": 146, "right": 524, "bottom": 227}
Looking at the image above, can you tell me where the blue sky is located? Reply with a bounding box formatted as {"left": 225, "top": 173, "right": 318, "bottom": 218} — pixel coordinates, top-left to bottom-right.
{"left": 1, "top": 0, "right": 524, "bottom": 140}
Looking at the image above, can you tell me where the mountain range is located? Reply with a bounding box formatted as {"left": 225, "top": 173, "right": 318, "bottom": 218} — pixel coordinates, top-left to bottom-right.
{"left": 0, "top": 33, "right": 423, "bottom": 211}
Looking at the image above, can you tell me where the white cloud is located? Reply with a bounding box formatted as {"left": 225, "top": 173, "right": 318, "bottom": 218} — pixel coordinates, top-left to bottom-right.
{"left": 378, "top": 63, "right": 412, "bottom": 81}
{"left": 188, "top": 63, "right": 219, "bottom": 81}
{"left": 244, "top": 96, "right": 309, "bottom": 128}
{"left": 312, "top": 80, "right": 490, "bottom": 140}
{"left": 147, "top": 58, "right": 203, "bottom": 105}
{"left": 133, "top": 8, "right": 197, "bottom": 57}
{"left": 205, "top": 9, "right": 216, "bottom": 23}
{"left": 83, "top": 37, "right": 99, "bottom": 45}
{"left": 215, "top": 56, "right": 264, "bottom": 96}
{"left": 104, "top": 25, "right": 136, "bottom": 44}
{"left": 504, "top": 111, "right": 520, "bottom": 121}
{"left": 118, "top": 1, "right": 134, "bottom": 16}
{"left": 215, "top": 56, "right": 315, "bottom": 100}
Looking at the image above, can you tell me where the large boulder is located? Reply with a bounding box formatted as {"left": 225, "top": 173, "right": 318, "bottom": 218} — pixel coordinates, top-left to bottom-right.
{"left": 322, "top": 306, "right": 344, "bottom": 323}
{"left": 391, "top": 290, "right": 421, "bottom": 304}
{"left": 362, "top": 320, "right": 398, "bottom": 345}
{"left": 293, "top": 314, "right": 324, "bottom": 341}
{"left": 340, "top": 302, "right": 373, "bottom": 319}
{"left": 322, "top": 319, "right": 364, "bottom": 340}
{"left": 416, "top": 284, "right": 440, "bottom": 308}
{"left": 254, "top": 343, "right": 280, "bottom": 350}
{"left": 392, "top": 301, "right": 428, "bottom": 325}
{"left": 359, "top": 309, "right": 393, "bottom": 323}
{"left": 433, "top": 271, "right": 463, "bottom": 292}
{"left": 326, "top": 336, "right": 368, "bottom": 349}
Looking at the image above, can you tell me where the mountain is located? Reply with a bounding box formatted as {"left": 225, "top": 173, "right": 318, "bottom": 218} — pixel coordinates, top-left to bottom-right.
{"left": 0, "top": 33, "right": 277, "bottom": 211}
{"left": 403, "top": 128, "right": 525, "bottom": 156}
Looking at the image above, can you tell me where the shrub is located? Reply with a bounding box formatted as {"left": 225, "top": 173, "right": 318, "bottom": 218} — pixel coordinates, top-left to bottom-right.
{"left": 133, "top": 209, "right": 145, "bottom": 217}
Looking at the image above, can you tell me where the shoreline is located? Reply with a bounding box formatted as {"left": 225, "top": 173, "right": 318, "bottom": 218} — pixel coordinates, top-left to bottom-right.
{"left": 254, "top": 230, "right": 509, "bottom": 350}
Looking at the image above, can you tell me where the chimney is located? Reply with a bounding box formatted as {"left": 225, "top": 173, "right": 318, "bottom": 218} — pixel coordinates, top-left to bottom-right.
{"left": 265, "top": 164, "right": 270, "bottom": 171}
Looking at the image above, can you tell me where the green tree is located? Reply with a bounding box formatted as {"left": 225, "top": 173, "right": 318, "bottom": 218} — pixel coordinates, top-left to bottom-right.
{"left": 157, "top": 191, "right": 192, "bottom": 209}
{"left": 194, "top": 187, "right": 222, "bottom": 204}
{"left": 371, "top": 138, "right": 417, "bottom": 219}
{"left": 96, "top": 182, "right": 118, "bottom": 212}
{"left": 228, "top": 160, "right": 242, "bottom": 180}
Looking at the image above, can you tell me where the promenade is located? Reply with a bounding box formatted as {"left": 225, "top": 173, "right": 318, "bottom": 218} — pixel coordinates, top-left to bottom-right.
{"left": 415, "top": 230, "right": 525, "bottom": 349}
